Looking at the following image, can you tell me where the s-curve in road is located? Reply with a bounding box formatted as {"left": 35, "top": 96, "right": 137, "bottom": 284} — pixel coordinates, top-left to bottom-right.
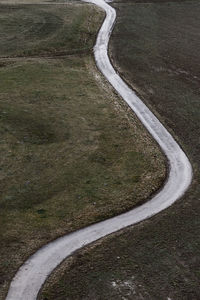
{"left": 6, "top": 0, "right": 192, "bottom": 299}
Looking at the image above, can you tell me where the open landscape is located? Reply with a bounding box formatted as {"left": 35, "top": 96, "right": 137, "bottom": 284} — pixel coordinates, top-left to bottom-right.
{"left": 39, "top": 0, "right": 200, "bottom": 299}
{"left": 0, "top": 1, "right": 167, "bottom": 299}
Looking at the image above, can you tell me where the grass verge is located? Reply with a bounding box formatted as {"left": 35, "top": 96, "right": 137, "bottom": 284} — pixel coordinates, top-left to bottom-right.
{"left": 39, "top": 0, "right": 200, "bottom": 299}
{"left": 0, "top": 1, "right": 166, "bottom": 299}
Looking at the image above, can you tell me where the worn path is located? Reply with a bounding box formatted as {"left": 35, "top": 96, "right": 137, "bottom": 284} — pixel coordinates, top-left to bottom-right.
{"left": 6, "top": 0, "right": 192, "bottom": 299}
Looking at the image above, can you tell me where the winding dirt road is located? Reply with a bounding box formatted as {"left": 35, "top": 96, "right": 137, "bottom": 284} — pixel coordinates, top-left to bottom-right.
{"left": 6, "top": 0, "right": 192, "bottom": 299}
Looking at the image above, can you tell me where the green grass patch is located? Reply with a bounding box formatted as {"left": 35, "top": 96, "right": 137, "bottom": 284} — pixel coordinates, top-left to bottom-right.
{"left": 0, "top": 2, "right": 166, "bottom": 299}
{"left": 0, "top": 2, "right": 102, "bottom": 57}
{"left": 39, "top": 1, "right": 200, "bottom": 299}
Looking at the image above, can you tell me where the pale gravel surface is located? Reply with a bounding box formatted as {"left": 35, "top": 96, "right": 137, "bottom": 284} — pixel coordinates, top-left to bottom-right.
{"left": 5, "top": 1, "right": 192, "bottom": 299}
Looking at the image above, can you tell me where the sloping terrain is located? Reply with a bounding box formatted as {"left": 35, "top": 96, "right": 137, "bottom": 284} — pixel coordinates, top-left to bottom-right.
{"left": 39, "top": 1, "right": 200, "bottom": 299}
{"left": 0, "top": 1, "right": 166, "bottom": 299}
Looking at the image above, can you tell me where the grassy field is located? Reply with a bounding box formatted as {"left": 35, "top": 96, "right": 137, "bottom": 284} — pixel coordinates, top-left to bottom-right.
{"left": 40, "top": 0, "right": 200, "bottom": 299}
{"left": 0, "top": 1, "right": 99, "bottom": 57}
{"left": 0, "top": 1, "right": 166, "bottom": 299}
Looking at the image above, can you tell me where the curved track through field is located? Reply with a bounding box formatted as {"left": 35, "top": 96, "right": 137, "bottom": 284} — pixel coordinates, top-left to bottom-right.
{"left": 6, "top": 1, "right": 192, "bottom": 299}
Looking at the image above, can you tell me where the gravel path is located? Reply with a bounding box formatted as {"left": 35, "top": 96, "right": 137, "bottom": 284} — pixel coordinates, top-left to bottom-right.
{"left": 5, "top": 1, "right": 192, "bottom": 299}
